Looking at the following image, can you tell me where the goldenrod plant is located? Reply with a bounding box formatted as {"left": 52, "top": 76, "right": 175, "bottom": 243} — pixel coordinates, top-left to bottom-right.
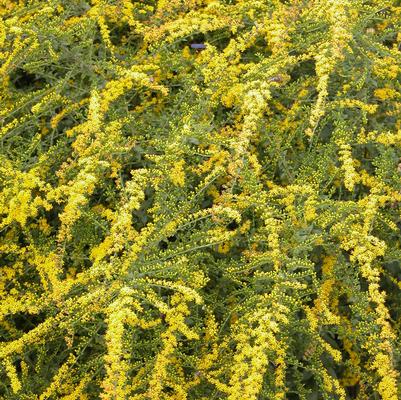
{"left": 1, "top": 0, "right": 401, "bottom": 399}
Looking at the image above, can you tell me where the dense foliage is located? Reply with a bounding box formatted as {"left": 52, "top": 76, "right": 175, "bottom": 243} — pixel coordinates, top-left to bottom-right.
{"left": 1, "top": 0, "right": 401, "bottom": 399}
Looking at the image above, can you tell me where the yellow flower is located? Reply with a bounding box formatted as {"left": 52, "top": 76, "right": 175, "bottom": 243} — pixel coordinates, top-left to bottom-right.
{"left": 170, "top": 159, "right": 186, "bottom": 187}
{"left": 4, "top": 358, "right": 21, "bottom": 393}
{"left": 338, "top": 142, "right": 359, "bottom": 191}
{"left": 374, "top": 87, "right": 399, "bottom": 101}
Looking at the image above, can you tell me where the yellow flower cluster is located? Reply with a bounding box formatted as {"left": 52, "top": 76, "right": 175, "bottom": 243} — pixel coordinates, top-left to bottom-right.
{"left": 337, "top": 196, "right": 399, "bottom": 398}
{"left": 306, "top": 0, "right": 353, "bottom": 137}
{"left": 0, "top": 164, "right": 51, "bottom": 228}
{"left": 374, "top": 87, "right": 399, "bottom": 101}
{"left": 102, "top": 291, "right": 140, "bottom": 399}
{"left": 39, "top": 354, "right": 77, "bottom": 400}
{"left": 170, "top": 159, "right": 186, "bottom": 187}
{"left": 373, "top": 56, "right": 400, "bottom": 80}
{"left": 147, "top": 293, "right": 199, "bottom": 398}
{"left": 371, "top": 352, "right": 399, "bottom": 400}
{"left": 226, "top": 298, "right": 289, "bottom": 400}
{"left": 337, "top": 141, "right": 359, "bottom": 191}
{"left": 91, "top": 169, "right": 147, "bottom": 262}
{"left": 4, "top": 357, "right": 21, "bottom": 394}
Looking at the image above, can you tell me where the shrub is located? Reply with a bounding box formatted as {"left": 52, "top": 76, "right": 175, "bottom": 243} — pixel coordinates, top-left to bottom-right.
{"left": 1, "top": 1, "right": 401, "bottom": 399}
